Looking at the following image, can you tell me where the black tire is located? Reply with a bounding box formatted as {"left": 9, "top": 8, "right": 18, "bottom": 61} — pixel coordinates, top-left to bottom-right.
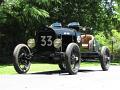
{"left": 65, "top": 43, "right": 81, "bottom": 75}
{"left": 58, "top": 61, "right": 66, "bottom": 71}
{"left": 100, "top": 46, "right": 111, "bottom": 71}
{"left": 13, "top": 44, "right": 31, "bottom": 74}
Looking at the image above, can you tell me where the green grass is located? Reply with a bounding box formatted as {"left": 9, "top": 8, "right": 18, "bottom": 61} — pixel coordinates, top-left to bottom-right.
{"left": 2, "top": 61, "right": 120, "bottom": 74}
{"left": 0, "top": 62, "right": 100, "bottom": 74}
{"left": 0, "top": 64, "right": 59, "bottom": 74}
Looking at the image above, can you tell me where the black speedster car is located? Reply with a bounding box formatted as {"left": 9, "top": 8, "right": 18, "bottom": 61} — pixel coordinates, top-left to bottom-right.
{"left": 13, "top": 22, "right": 111, "bottom": 75}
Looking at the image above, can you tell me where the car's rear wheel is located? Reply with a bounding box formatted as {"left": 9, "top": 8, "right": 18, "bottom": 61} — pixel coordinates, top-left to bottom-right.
{"left": 13, "top": 44, "right": 31, "bottom": 74}
{"left": 58, "top": 61, "right": 66, "bottom": 71}
{"left": 100, "top": 46, "right": 111, "bottom": 71}
{"left": 65, "top": 43, "right": 80, "bottom": 75}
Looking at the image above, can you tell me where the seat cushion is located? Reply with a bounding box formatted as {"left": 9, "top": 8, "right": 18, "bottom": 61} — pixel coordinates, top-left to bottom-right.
{"left": 82, "top": 44, "right": 88, "bottom": 48}
{"left": 81, "top": 35, "right": 94, "bottom": 49}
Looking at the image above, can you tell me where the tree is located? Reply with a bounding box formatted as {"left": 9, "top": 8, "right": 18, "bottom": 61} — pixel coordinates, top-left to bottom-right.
{"left": 47, "top": 0, "right": 114, "bottom": 36}
{"left": 0, "top": 0, "right": 59, "bottom": 63}
{"left": 0, "top": 0, "right": 119, "bottom": 63}
{"left": 0, "top": 0, "right": 116, "bottom": 36}
{"left": 0, "top": 0, "right": 49, "bottom": 31}
{"left": 112, "top": 0, "right": 120, "bottom": 32}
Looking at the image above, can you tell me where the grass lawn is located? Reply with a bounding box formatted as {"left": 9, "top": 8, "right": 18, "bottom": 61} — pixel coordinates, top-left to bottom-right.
{"left": 0, "top": 61, "right": 119, "bottom": 74}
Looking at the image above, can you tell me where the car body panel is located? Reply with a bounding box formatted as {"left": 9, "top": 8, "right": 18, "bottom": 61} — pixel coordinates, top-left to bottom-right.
{"left": 34, "top": 24, "right": 81, "bottom": 55}
{"left": 29, "top": 22, "right": 101, "bottom": 63}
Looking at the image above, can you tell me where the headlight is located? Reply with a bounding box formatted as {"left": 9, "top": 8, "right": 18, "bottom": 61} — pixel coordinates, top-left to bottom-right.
{"left": 53, "top": 39, "right": 62, "bottom": 49}
{"left": 82, "top": 27, "right": 86, "bottom": 31}
{"left": 27, "top": 38, "right": 35, "bottom": 48}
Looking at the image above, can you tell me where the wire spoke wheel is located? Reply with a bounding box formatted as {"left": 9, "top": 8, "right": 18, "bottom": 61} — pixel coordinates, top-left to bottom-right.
{"left": 18, "top": 48, "right": 30, "bottom": 71}
{"left": 13, "top": 44, "right": 31, "bottom": 74}
{"left": 65, "top": 43, "right": 80, "bottom": 75}
{"left": 70, "top": 49, "right": 79, "bottom": 70}
{"left": 58, "top": 61, "right": 66, "bottom": 71}
{"left": 100, "top": 46, "right": 111, "bottom": 71}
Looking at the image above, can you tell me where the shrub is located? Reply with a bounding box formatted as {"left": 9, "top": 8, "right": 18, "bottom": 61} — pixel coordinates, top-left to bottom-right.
{"left": 95, "top": 30, "right": 120, "bottom": 58}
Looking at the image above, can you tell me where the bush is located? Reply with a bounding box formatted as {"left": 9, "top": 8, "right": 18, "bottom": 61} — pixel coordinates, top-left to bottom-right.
{"left": 111, "top": 30, "right": 120, "bottom": 57}
{"left": 95, "top": 30, "right": 120, "bottom": 58}
{"left": 0, "top": 0, "right": 50, "bottom": 63}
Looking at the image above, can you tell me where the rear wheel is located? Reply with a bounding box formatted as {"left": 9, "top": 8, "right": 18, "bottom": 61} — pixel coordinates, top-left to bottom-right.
{"left": 13, "top": 44, "right": 31, "bottom": 74}
{"left": 58, "top": 61, "right": 66, "bottom": 71}
{"left": 100, "top": 46, "right": 111, "bottom": 71}
{"left": 65, "top": 43, "right": 81, "bottom": 75}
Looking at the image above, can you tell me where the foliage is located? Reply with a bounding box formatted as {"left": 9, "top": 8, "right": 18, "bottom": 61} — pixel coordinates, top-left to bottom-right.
{"left": 95, "top": 30, "right": 120, "bottom": 57}
{"left": 0, "top": 0, "right": 118, "bottom": 35}
{"left": 0, "top": 0, "right": 120, "bottom": 63}
{"left": 112, "top": 0, "right": 120, "bottom": 31}
{"left": 0, "top": 0, "right": 59, "bottom": 63}
{"left": 0, "top": 0, "right": 50, "bottom": 32}
{"left": 111, "top": 30, "right": 120, "bottom": 56}
{"left": 95, "top": 32, "right": 109, "bottom": 46}
{"left": 46, "top": 0, "right": 114, "bottom": 36}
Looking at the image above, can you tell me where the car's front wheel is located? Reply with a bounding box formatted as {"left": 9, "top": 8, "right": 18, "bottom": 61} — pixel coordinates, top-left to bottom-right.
{"left": 13, "top": 44, "right": 31, "bottom": 74}
{"left": 65, "top": 43, "right": 81, "bottom": 75}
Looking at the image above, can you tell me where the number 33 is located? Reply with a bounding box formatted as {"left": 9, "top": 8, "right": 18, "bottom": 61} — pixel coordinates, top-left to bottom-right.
{"left": 41, "top": 36, "right": 52, "bottom": 46}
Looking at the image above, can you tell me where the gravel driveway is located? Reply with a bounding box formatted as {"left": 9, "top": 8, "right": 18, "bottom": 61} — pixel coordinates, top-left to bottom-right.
{"left": 0, "top": 66, "right": 120, "bottom": 90}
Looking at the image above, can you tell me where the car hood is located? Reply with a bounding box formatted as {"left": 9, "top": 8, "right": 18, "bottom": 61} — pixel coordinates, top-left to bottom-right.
{"left": 51, "top": 27, "right": 76, "bottom": 36}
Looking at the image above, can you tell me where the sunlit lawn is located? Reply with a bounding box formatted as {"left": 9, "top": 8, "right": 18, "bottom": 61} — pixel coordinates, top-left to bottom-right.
{"left": 0, "top": 63, "right": 60, "bottom": 74}
{"left": 0, "top": 61, "right": 119, "bottom": 74}
{"left": 0, "top": 61, "right": 100, "bottom": 74}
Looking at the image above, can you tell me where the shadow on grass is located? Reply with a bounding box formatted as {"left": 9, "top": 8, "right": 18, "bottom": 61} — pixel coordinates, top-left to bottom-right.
{"left": 30, "top": 69, "right": 101, "bottom": 75}
{"left": 30, "top": 70, "right": 62, "bottom": 75}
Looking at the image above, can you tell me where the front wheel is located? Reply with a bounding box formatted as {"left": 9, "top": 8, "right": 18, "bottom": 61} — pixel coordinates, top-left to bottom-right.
{"left": 100, "top": 46, "right": 111, "bottom": 71}
{"left": 65, "top": 43, "right": 81, "bottom": 75}
{"left": 13, "top": 44, "right": 31, "bottom": 74}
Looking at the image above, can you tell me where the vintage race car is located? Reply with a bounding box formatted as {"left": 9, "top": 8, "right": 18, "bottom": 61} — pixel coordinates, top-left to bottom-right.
{"left": 13, "top": 22, "right": 111, "bottom": 75}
